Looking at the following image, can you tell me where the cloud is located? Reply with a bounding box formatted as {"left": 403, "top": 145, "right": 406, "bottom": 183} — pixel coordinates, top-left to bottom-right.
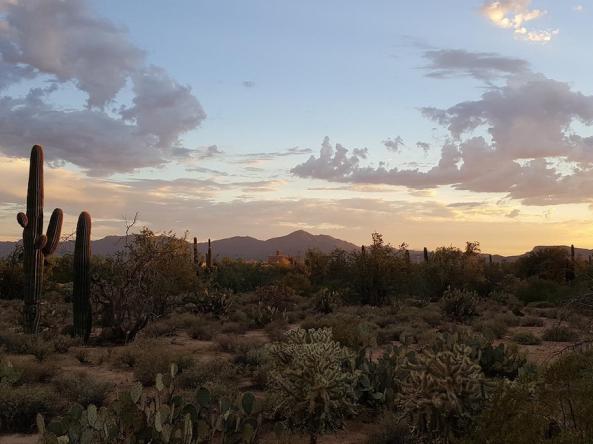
{"left": 193, "top": 145, "right": 224, "bottom": 160}
{"left": 233, "top": 146, "right": 312, "bottom": 164}
{"left": 481, "top": 0, "right": 559, "bottom": 42}
{"left": 383, "top": 136, "right": 405, "bottom": 152}
{"left": 416, "top": 141, "right": 431, "bottom": 152}
{"left": 422, "top": 49, "right": 530, "bottom": 80}
{"left": 242, "top": 80, "right": 255, "bottom": 88}
{"left": 292, "top": 69, "right": 593, "bottom": 205}
{"left": 574, "top": 5, "right": 584, "bottom": 12}
{"left": 0, "top": 0, "right": 205, "bottom": 175}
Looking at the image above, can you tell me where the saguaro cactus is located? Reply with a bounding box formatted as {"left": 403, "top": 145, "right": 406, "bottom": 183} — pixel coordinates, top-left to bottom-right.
{"left": 423, "top": 247, "right": 429, "bottom": 263}
{"left": 73, "top": 212, "right": 92, "bottom": 342}
{"left": 17, "top": 145, "right": 63, "bottom": 334}
{"left": 206, "top": 238, "right": 213, "bottom": 270}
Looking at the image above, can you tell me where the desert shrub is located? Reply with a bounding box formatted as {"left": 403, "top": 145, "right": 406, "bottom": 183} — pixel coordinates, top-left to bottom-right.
{"left": 0, "top": 245, "right": 24, "bottom": 301}
{"left": 52, "top": 371, "right": 112, "bottom": 406}
{"left": 478, "top": 342, "right": 526, "bottom": 379}
{"left": 74, "top": 348, "right": 91, "bottom": 364}
{"left": 141, "top": 317, "right": 178, "bottom": 338}
{"left": 312, "top": 287, "right": 341, "bottom": 314}
{"left": 214, "top": 334, "right": 264, "bottom": 355}
{"left": 377, "top": 324, "right": 404, "bottom": 345}
{"left": 29, "top": 338, "right": 55, "bottom": 362}
{"left": 264, "top": 318, "right": 288, "bottom": 342}
{"left": 16, "top": 361, "right": 57, "bottom": 385}
{"left": 520, "top": 316, "right": 544, "bottom": 327}
{"left": 175, "top": 357, "right": 240, "bottom": 390}
{"left": 366, "top": 413, "right": 414, "bottom": 444}
{"left": 469, "top": 351, "right": 593, "bottom": 443}
{"left": 397, "top": 340, "right": 486, "bottom": 440}
{"left": 515, "top": 278, "right": 570, "bottom": 305}
{"left": 0, "top": 384, "right": 59, "bottom": 432}
{"left": 542, "top": 325, "right": 579, "bottom": 342}
{"left": 0, "top": 333, "right": 54, "bottom": 357}
{"left": 467, "top": 380, "right": 549, "bottom": 444}
{"left": 194, "top": 287, "right": 234, "bottom": 318}
{"left": 91, "top": 228, "right": 196, "bottom": 343}
{"left": 267, "top": 328, "right": 359, "bottom": 443}
{"left": 220, "top": 321, "right": 248, "bottom": 335}
{"left": 188, "top": 321, "right": 216, "bottom": 340}
{"left": 302, "top": 314, "right": 379, "bottom": 352}
{"left": 133, "top": 348, "right": 174, "bottom": 386}
{"left": 51, "top": 334, "right": 79, "bottom": 353}
{"left": 515, "top": 247, "right": 571, "bottom": 282}
{"left": 256, "top": 284, "right": 297, "bottom": 311}
{"left": 473, "top": 318, "right": 508, "bottom": 340}
{"left": 512, "top": 331, "right": 542, "bottom": 345}
{"left": 441, "top": 288, "right": 479, "bottom": 322}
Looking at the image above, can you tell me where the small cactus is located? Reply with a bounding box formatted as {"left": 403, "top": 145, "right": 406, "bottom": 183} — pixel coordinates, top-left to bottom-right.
{"left": 73, "top": 211, "right": 92, "bottom": 342}
{"left": 17, "top": 145, "right": 63, "bottom": 334}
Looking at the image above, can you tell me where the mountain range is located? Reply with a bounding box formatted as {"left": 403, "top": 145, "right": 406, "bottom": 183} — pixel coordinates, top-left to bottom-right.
{"left": 0, "top": 230, "right": 589, "bottom": 262}
{"left": 0, "top": 230, "right": 359, "bottom": 261}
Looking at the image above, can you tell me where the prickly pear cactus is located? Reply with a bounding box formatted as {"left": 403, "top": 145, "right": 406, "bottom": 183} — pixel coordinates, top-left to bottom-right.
{"left": 38, "top": 363, "right": 261, "bottom": 444}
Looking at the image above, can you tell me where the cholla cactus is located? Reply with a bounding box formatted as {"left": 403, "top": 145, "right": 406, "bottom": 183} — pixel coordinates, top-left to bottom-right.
{"left": 398, "top": 340, "right": 485, "bottom": 441}
{"left": 267, "top": 328, "right": 359, "bottom": 444}
{"left": 440, "top": 287, "right": 479, "bottom": 322}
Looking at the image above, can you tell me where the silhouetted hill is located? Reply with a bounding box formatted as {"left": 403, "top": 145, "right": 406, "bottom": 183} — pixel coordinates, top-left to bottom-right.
{"left": 0, "top": 231, "right": 359, "bottom": 261}
{"left": 1, "top": 235, "right": 590, "bottom": 263}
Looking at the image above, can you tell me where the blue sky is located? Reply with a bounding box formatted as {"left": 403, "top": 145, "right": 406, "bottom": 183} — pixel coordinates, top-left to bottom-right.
{"left": 1, "top": 0, "right": 593, "bottom": 255}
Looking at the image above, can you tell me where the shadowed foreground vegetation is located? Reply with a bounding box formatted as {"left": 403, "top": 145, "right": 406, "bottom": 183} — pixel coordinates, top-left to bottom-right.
{"left": 2, "top": 225, "right": 593, "bottom": 444}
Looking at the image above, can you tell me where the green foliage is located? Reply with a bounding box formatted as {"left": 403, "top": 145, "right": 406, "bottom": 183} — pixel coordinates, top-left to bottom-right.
{"left": 440, "top": 288, "right": 479, "bottom": 322}
{"left": 267, "top": 328, "right": 359, "bottom": 442}
{"left": 468, "top": 351, "right": 593, "bottom": 443}
{"left": 39, "top": 364, "right": 261, "bottom": 444}
{"left": 516, "top": 247, "right": 571, "bottom": 282}
{"left": 515, "top": 278, "right": 572, "bottom": 305}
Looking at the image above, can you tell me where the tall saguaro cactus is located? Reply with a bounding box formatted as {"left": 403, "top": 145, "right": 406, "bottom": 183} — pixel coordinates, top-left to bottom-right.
{"left": 17, "top": 145, "right": 63, "bottom": 334}
{"left": 73, "top": 212, "right": 92, "bottom": 342}
{"left": 193, "top": 236, "right": 199, "bottom": 275}
{"left": 206, "top": 238, "right": 213, "bottom": 270}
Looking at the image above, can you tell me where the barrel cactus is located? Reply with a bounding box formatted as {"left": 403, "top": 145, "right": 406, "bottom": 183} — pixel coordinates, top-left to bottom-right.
{"left": 73, "top": 211, "right": 92, "bottom": 342}
{"left": 17, "top": 145, "right": 63, "bottom": 334}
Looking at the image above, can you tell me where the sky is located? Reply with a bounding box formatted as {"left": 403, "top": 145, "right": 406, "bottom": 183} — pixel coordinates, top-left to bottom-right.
{"left": 1, "top": 0, "right": 593, "bottom": 255}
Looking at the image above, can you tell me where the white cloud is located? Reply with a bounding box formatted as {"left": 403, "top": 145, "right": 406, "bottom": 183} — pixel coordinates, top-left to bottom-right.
{"left": 481, "top": 0, "right": 559, "bottom": 43}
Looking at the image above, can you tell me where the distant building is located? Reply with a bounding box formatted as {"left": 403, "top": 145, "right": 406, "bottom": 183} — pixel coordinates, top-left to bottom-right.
{"left": 267, "top": 250, "right": 292, "bottom": 266}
